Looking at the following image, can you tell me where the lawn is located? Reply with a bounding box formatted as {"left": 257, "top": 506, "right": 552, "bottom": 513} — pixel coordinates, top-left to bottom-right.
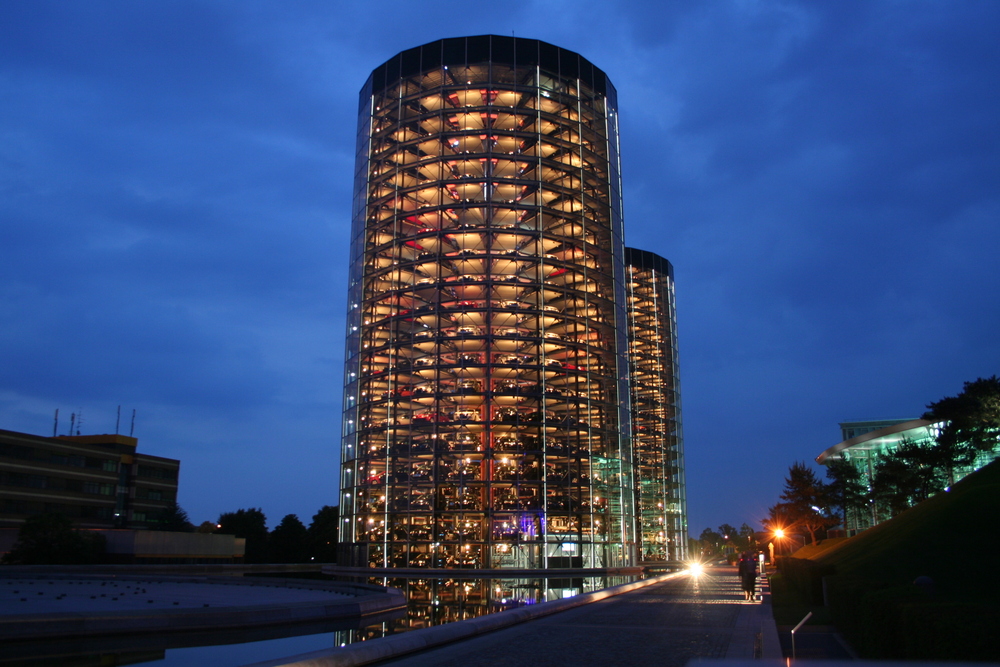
{"left": 772, "top": 459, "right": 1000, "bottom": 659}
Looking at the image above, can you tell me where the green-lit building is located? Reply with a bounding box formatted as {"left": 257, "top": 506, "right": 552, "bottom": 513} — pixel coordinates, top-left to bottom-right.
{"left": 817, "top": 418, "right": 999, "bottom": 533}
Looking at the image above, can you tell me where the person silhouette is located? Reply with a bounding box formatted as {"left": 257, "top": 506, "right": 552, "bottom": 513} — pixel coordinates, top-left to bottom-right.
{"left": 737, "top": 552, "right": 758, "bottom": 601}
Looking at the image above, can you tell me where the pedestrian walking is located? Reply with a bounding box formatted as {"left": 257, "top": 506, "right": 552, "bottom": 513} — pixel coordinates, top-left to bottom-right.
{"left": 737, "top": 552, "right": 757, "bottom": 601}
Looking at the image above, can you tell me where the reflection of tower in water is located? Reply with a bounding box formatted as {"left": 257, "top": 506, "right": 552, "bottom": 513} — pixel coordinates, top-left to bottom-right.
{"left": 333, "top": 574, "right": 639, "bottom": 643}
{"left": 339, "top": 36, "right": 638, "bottom": 569}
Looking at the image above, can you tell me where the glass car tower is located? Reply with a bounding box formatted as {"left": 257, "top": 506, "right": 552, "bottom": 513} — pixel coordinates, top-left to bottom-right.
{"left": 340, "top": 36, "right": 636, "bottom": 569}
{"left": 625, "top": 248, "right": 687, "bottom": 562}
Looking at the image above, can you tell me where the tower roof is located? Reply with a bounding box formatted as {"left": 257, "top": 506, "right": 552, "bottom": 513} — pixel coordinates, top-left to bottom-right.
{"left": 625, "top": 247, "right": 674, "bottom": 279}
{"left": 367, "top": 35, "right": 614, "bottom": 98}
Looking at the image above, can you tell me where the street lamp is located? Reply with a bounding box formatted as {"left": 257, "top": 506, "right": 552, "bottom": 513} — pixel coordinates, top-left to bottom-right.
{"left": 772, "top": 528, "right": 804, "bottom": 555}
{"left": 770, "top": 528, "right": 785, "bottom": 561}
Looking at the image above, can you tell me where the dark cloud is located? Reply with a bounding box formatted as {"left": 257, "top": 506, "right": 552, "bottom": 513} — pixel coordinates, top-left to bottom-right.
{"left": 1, "top": 1, "right": 998, "bottom": 533}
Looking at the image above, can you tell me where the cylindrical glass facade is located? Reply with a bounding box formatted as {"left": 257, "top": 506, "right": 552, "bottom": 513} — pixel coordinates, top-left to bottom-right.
{"left": 340, "top": 36, "right": 635, "bottom": 569}
{"left": 624, "top": 248, "right": 687, "bottom": 562}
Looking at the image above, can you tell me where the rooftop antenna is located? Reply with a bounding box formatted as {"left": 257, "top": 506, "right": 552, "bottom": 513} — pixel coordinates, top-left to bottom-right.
{"left": 69, "top": 412, "right": 76, "bottom": 437}
{"left": 53, "top": 409, "right": 59, "bottom": 437}
{"left": 130, "top": 409, "right": 136, "bottom": 438}
{"left": 76, "top": 408, "right": 82, "bottom": 435}
{"left": 116, "top": 405, "right": 121, "bottom": 435}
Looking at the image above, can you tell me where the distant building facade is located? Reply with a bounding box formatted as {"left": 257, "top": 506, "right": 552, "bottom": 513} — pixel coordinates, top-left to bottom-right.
{"left": 0, "top": 429, "right": 179, "bottom": 530}
{"left": 0, "top": 528, "right": 245, "bottom": 564}
{"left": 838, "top": 419, "right": 912, "bottom": 442}
{"left": 818, "top": 418, "right": 1000, "bottom": 533}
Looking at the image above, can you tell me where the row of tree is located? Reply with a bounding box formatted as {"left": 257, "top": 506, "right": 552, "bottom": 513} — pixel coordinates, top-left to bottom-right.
{"left": 765, "top": 376, "right": 1000, "bottom": 545}
{"left": 1, "top": 505, "right": 340, "bottom": 565}
{"left": 1, "top": 513, "right": 106, "bottom": 565}
{"left": 148, "top": 501, "right": 340, "bottom": 564}
{"left": 215, "top": 506, "right": 339, "bottom": 564}
{"left": 696, "top": 523, "right": 759, "bottom": 557}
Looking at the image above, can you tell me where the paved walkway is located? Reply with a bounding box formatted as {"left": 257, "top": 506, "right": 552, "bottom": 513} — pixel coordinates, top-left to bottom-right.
{"left": 253, "top": 566, "right": 782, "bottom": 667}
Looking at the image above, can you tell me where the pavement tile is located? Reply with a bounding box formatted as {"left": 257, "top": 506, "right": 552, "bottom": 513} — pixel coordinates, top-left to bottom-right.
{"left": 332, "top": 567, "right": 775, "bottom": 667}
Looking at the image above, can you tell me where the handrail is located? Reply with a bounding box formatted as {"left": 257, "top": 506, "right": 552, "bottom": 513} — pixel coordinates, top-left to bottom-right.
{"left": 790, "top": 611, "right": 813, "bottom": 659}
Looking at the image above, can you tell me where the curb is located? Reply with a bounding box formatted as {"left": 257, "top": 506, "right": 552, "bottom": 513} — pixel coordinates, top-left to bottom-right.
{"left": 244, "top": 571, "right": 687, "bottom": 667}
{"left": 759, "top": 576, "right": 782, "bottom": 660}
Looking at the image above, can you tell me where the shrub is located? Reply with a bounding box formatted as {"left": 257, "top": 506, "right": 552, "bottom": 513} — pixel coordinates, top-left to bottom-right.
{"left": 2, "top": 513, "right": 106, "bottom": 565}
{"left": 775, "top": 556, "right": 833, "bottom": 605}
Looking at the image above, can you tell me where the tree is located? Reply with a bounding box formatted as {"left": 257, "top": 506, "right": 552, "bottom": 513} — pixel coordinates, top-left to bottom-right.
{"left": 307, "top": 505, "right": 339, "bottom": 563}
{"left": 762, "top": 503, "right": 793, "bottom": 532}
{"left": 871, "top": 439, "right": 947, "bottom": 518}
{"left": 738, "top": 523, "right": 757, "bottom": 552}
{"left": 777, "top": 462, "right": 836, "bottom": 545}
{"left": 2, "top": 513, "right": 105, "bottom": 565}
{"left": 269, "top": 514, "right": 309, "bottom": 563}
{"left": 761, "top": 503, "right": 797, "bottom": 553}
{"left": 717, "top": 523, "right": 738, "bottom": 555}
{"left": 824, "top": 458, "right": 868, "bottom": 532}
{"left": 217, "top": 508, "right": 269, "bottom": 563}
{"left": 698, "top": 527, "right": 723, "bottom": 556}
{"left": 871, "top": 451, "right": 918, "bottom": 518}
{"left": 150, "top": 502, "right": 194, "bottom": 532}
{"left": 924, "top": 376, "right": 1000, "bottom": 485}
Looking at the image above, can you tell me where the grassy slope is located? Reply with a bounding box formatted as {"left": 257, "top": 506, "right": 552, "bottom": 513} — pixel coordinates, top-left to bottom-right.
{"left": 790, "top": 537, "right": 848, "bottom": 560}
{"left": 811, "top": 459, "right": 1000, "bottom": 601}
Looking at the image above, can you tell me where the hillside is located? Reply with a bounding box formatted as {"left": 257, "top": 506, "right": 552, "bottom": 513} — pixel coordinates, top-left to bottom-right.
{"left": 789, "top": 536, "right": 848, "bottom": 560}
{"left": 811, "top": 458, "right": 1000, "bottom": 601}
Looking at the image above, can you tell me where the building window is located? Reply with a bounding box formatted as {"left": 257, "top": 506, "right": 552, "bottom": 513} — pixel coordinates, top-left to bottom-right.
{"left": 137, "top": 465, "right": 178, "bottom": 480}
{"left": 0, "top": 444, "right": 35, "bottom": 460}
{"left": 50, "top": 453, "right": 86, "bottom": 467}
{"left": 0, "top": 472, "right": 47, "bottom": 488}
{"left": 85, "top": 457, "right": 119, "bottom": 472}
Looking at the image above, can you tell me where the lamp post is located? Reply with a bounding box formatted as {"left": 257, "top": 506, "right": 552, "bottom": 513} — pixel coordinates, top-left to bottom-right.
{"left": 773, "top": 528, "right": 791, "bottom": 556}
{"left": 773, "top": 528, "right": 805, "bottom": 555}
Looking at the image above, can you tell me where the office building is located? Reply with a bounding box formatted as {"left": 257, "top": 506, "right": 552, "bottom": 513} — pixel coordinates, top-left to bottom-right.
{"left": 0, "top": 428, "right": 179, "bottom": 530}
{"left": 340, "top": 36, "right": 684, "bottom": 569}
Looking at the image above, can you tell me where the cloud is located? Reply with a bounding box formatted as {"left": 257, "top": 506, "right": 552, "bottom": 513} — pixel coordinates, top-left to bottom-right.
{"left": 1, "top": 1, "right": 998, "bottom": 534}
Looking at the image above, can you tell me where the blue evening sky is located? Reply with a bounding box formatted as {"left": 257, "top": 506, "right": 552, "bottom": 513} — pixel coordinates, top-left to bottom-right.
{"left": 2, "top": 1, "right": 998, "bottom": 537}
